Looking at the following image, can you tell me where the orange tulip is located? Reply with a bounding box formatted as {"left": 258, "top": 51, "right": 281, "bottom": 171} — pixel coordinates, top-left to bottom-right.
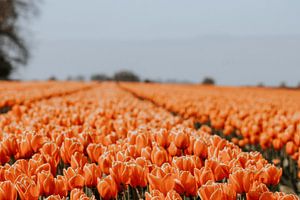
{"left": 17, "top": 138, "right": 34, "bottom": 159}
{"left": 98, "top": 152, "right": 114, "bottom": 175}
{"left": 145, "top": 190, "right": 165, "bottom": 200}
{"left": 198, "top": 181, "right": 236, "bottom": 200}
{"left": 2, "top": 136, "right": 18, "bottom": 157}
{"left": 0, "top": 181, "right": 18, "bottom": 200}
{"left": 83, "top": 163, "right": 102, "bottom": 187}
{"left": 259, "top": 192, "right": 299, "bottom": 200}
{"left": 70, "top": 152, "right": 88, "bottom": 169}
{"left": 174, "top": 130, "right": 190, "bottom": 149}
{"left": 63, "top": 167, "right": 85, "bottom": 190}
{"left": 246, "top": 181, "right": 269, "bottom": 200}
{"left": 128, "top": 163, "right": 149, "bottom": 188}
{"left": 15, "top": 175, "right": 39, "bottom": 200}
{"left": 148, "top": 173, "right": 176, "bottom": 195}
{"left": 86, "top": 143, "right": 105, "bottom": 163}
{"left": 45, "top": 195, "right": 66, "bottom": 200}
{"left": 172, "top": 155, "right": 202, "bottom": 174}
{"left": 37, "top": 171, "right": 55, "bottom": 196}
{"left": 109, "top": 161, "right": 130, "bottom": 187}
{"left": 54, "top": 175, "right": 68, "bottom": 197}
{"left": 228, "top": 169, "right": 254, "bottom": 193}
{"left": 178, "top": 171, "right": 197, "bottom": 196}
{"left": 272, "top": 138, "right": 283, "bottom": 150}
{"left": 40, "top": 142, "right": 60, "bottom": 175}
{"left": 165, "top": 190, "right": 182, "bottom": 200}
{"left": 255, "top": 165, "right": 282, "bottom": 186}
{"left": 141, "top": 146, "right": 152, "bottom": 161}
{"left": 30, "top": 134, "right": 48, "bottom": 152}
{"left": 193, "top": 139, "right": 208, "bottom": 158}
{"left": 205, "top": 160, "right": 229, "bottom": 181}
{"left": 155, "top": 128, "right": 170, "bottom": 148}
{"left": 70, "top": 188, "right": 94, "bottom": 200}
{"left": 151, "top": 146, "right": 168, "bottom": 166}
{"left": 286, "top": 141, "right": 296, "bottom": 155}
{"left": 194, "top": 167, "right": 215, "bottom": 187}
{"left": 167, "top": 142, "right": 181, "bottom": 157}
{"left": 97, "top": 175, "right": 118, "bottom": 200}
{"left": 60, "top": 138, "right": 84, "bottom": 164}
{"left": 0, "top": 143, "right": 10, "bottom": 165}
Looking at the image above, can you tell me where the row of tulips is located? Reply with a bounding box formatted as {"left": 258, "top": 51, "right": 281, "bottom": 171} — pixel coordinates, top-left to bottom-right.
{"left": 0, "top": 81, "right": 96, "bottom": 108}
{"left": 120, "top": 82, "right": 300, "bottom": 193}
{"left": 0, "top": 82, "right": 298, "bottom": 199}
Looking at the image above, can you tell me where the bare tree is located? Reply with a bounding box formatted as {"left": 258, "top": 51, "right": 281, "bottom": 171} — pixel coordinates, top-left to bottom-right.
{"left": 0, "top": 0, "right": 39, "bottom": 80}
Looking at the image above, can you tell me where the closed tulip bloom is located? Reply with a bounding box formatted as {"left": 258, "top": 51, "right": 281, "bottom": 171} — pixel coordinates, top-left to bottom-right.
{"left": 205, "top": 160, "right": 229, "bottom": 181}
{"left": 174, "top": 131, "right": 190, "bottom": 149}
{"left": 86, "top": 143, "right": 104, "bottom": 163}
{"left": 54, "top": 175, "right": 68, "bottom": 197}
{"left": 145, "top": 190, "right": 165, "bottom": 200}
{"left": 70, "top": 188, "right": 94, "bottom": 200}
{"left": 286, "top": 141, "right": 296, "bottom": 155}
{"left": 256, "top": 165, "right": 282, "bottom": 186}
{"left": 70, "top": 152, "right": 88, "bottom": 169}
{"left": 148, "top": 173, "right": 176, "bottom": 195}
{"left": 272, "top": 138, "right": 283, "bottom": 150}
{"left": 259, "top": 192, "right": 299, "bottom": 200}
{"left": 83, "top": 163, "right": 102, "bottom": 187}
{"left": 15, "top": 175, "right": 39, "bottom": 200}
{"left": 141, "top": 146, "right": 152, "bottom": 161}
{"left": 30, "top": 134, "right": 48, "bottom": 152}
{"left": 45, "top": 195, "right": 66, "bottom": 200}
{"left": 178, "top": 171, "right": 197, "bottom": 196}
{"left": 165, "top": 190, "right": 182, "bottom": 200}
{"left": 0, "top": 181, "right": 17, "bottom": 200}
{"left": 0, "top": 143, "right": 10, "bottom": 165}
{"left": 151, "top": 146, "right": 168, "bottom": 167}
{"left": 194, "top": 167, "right": 215, "bottom": 187}
{"left": 2, "top": 136, "right": 18, "bottom": 157}
{"left": 167, "top": 142, "right": 181, "bottom": 157}
{"left": 128, "top": 163, "right": 149, "bottom": 188}
{"left": 17, "top": 138, "right": 34, "bottom": 159}
{"left": 198, "top": 181, "right": 236, "bottom": 200}
{"left": 228, "top": 169, "right": 254, "bottom": 193}
{"left": 60, "top": 138, "right": 84, "bottom": 164}
{"left": 40, "top": 142, "right": 60, "bottom": 175}
{"left": 97, "top": 176, "right": 118, "bottom": 200}
{"left": 155, "top": 129, "right": 170, "bottom": 148}
{"left": 246, "top": 181, "right": 269, "bottom": 200}
{"left": 193, "top": 139, "right": 208, "bottom": 158}
{"left": 37, "top": 171, "right": 55, "bottom": 196}
{"left": 63, "top": 167, "right": 85, "bottom": 190}
{"left": 109, "top": 161, "right": 130, "bottom": 187}
{"left": 98, "top": 152, "right": 114, "bottom": 175}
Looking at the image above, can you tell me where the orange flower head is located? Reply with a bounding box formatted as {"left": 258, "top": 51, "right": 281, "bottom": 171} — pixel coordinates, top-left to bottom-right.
{"left": 97, "top": 175, "right": 118, "bottom": 200}
{"left": 0, "top": 181, "right": 18, "bottom": 200}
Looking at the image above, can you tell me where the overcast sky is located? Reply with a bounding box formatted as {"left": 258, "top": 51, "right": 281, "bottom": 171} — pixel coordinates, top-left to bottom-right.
{"left": 15, "top": 0, "right": 300, "bottom": 86}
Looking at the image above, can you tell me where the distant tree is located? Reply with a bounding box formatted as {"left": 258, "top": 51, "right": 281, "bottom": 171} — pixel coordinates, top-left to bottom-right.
{"left": 279, "top": 81, "right": 287, "bottom": 88}
{"left": 257, "top": 82, "right": 265, "bottom": 87}
{"left": 0, "top": 0, "right": 39, "bottom": 80}
{"left": 48, "top": 76, "right": 57, "bottom": 81}
{"left": 75, "top": 75, "right": 85, "bottom": 81}
{"left": 202, "top": 77, "right": 215, "bottom": 85}
{"left": 113, "top": 70, "right": 140, "bottom": 82}
{"left": 66, "top": 76, "right": 73, "bottom": 81}
{"left": 91, "top": 73, "right": 111, "bottom": 81}
{"left": 144, "top": 79, "right": 153, "bottom": 83}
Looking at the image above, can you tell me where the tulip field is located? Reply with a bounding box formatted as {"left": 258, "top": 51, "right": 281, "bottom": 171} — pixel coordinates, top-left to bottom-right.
{"left": 0, "top": 81, "right": 299, "bottom": 200}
